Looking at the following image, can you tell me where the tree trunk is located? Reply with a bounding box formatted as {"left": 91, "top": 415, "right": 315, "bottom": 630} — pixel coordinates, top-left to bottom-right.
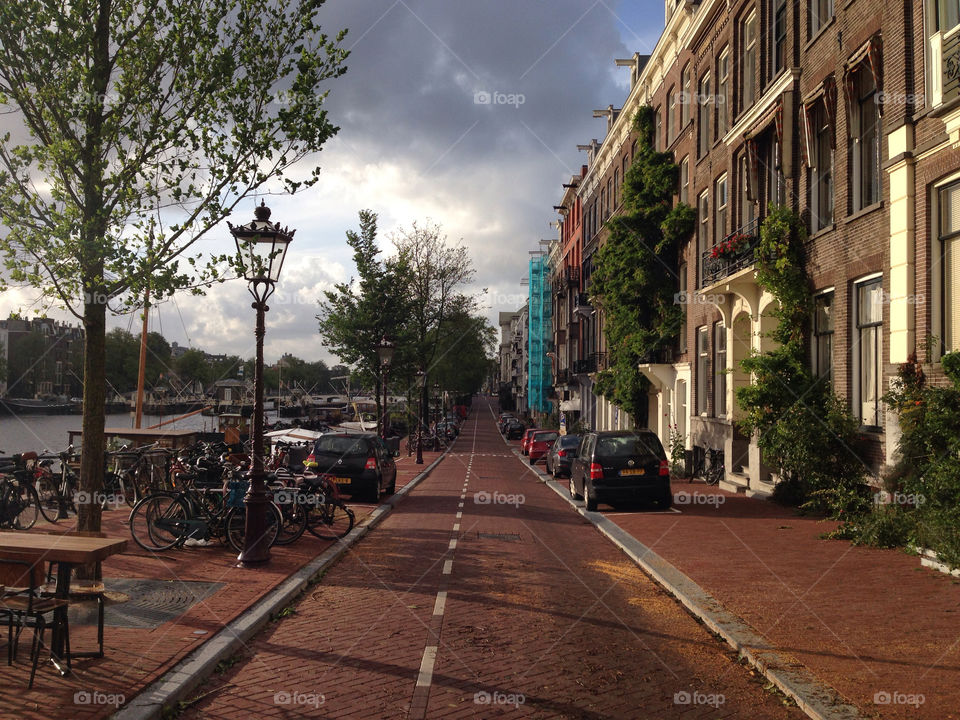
{"left": 78, "top": 298, "right": 107, "bottom": 534}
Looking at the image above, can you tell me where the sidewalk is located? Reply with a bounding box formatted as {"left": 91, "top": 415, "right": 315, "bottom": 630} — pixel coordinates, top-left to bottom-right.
{"left": 525, "top": 448, "right": 960, "bottom": 720}
{"left": 0, "top": 447, "right": 442, "bottom": 720}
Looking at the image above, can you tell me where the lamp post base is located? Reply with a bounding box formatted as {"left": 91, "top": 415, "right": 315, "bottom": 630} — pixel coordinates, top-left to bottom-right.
{"left": 237, "top": 470, "right": 272, "bottom": 567}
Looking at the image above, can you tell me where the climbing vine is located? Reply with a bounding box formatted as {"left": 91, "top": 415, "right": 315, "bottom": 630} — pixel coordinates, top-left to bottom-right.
{"left": 590, "top": 105, "right": 695, "bottom": 425}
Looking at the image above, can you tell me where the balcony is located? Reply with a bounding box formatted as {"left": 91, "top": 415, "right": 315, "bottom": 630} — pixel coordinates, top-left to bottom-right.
{"left": 573, "top": 292, "right": 593, "bottom": 317}
{"left": 573, "top": 352, "right": 606, "bottom": 375}
{"left": 565, "top": 267, "right": 581, "bottom": 286}
{"left": 700, "top": 218, "right": 761, "bottom": 288}
{"left": 555, "top": 368, "right": 571, "bottom": 385}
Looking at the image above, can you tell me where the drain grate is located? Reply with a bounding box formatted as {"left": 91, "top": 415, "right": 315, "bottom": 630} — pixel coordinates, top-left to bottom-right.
{"left": 68, "top": 578, "right": 224, "bottom": 629}
{"left": 474, "top": 532, "right": 522, "bottom": 543}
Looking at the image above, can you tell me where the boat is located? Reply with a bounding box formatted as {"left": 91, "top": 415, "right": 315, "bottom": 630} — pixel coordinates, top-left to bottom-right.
{"left": 0, "top": 397, "right": 79, "bottom": 415}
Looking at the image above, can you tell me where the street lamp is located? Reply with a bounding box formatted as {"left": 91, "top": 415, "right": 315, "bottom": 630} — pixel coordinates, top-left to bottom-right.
{"left": 377, "top": 336, "right": 394, "bottom": 439}
{"left": 415, "top": 370, "right": 425, "bottom": 464}
{"left": 229, "top": 200, "right": 294, "bottom": 567}
{"left": 432, "top": 382, "right": 440, "bottom": 424}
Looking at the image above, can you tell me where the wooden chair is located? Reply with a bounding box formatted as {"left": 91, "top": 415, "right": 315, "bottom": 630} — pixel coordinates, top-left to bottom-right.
{"left": 0, "top": 554, "right": 71, "bottom": 688}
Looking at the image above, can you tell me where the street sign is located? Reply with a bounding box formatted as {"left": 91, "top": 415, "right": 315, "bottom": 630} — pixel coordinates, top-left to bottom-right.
{"left": 559, "top": 411, "right": 567, "bottom": 436}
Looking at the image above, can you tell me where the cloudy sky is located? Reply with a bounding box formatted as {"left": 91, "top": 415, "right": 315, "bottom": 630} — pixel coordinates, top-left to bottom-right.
{"left": 1, "top": 0, "right": 666, "bottom": 365}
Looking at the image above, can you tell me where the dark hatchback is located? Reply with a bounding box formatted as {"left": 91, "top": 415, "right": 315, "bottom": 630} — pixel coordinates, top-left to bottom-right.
{"left": 304, "top": 432, "right": 397, "bottom": 503}
{"left": 503, "top": 419, "right": 525, "bottom": 439}
{"left": 545, "top": 434, "right": 581, "bottom": 478}
{"left": 569, "top": 430, "right": 671, "bottom": 511}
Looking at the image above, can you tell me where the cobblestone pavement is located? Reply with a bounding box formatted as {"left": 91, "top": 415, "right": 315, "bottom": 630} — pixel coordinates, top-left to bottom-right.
{"left": 181, "top": 401, "right": 805, "bottom": 719}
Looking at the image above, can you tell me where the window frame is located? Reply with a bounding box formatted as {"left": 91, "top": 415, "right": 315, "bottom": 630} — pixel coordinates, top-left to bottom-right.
{"left": 668, "top": 86, "right": 677, "bottom": 144}
{"left": 771, "top": 0, "right": 788, "bottom": 78}
{"left": 698, "top": 190, "right": 710, "bottom": 287}
{"left": 809, "top": 0, "right": 834, "bottom": 38}
{"left": 937, "top": 179, "right": 960, "bottom": 353}
{"left": 680, "top": 156, "right": 690, "bottom": 205}
{"left": 854, "top": 275, "right": 883, "bottom": 428}
{"left": 740, "top": 10, "right": 758, "bottom": 114}
{"left": 698, "top": 72, "right": 711, "bottom": 158}
{"left": 717, "top": 47, "right": 730, "bottom": 138}
{"left": 696, "top": 326, "right": 710, "bottom": 415}
{"left": 851, "top": 66, "right": 881, "bottom": 212}
{"left": 715, "top": 173, "right": 728, "bottom": 243}
{"left": 714, "top": 322, "right": 727, "bottom": 417}
{"left": 808, "top": 99, "right": 834, "bottom": 231}
{"left": 681, "top": 64, "right": 692, "bottom": 126}
{"left": 812, "top": 289, "right": 835, "bottom": 381}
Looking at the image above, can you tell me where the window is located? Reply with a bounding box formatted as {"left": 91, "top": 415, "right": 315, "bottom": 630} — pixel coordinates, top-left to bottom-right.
{"left": 772, "top": 0, "right": 787, "bottom": 76}
{"left": 622, "top": 154, "right": 629, "bottom": 180}
{"left": 740, "top": 11, "right": 757, "bottom": 112}
{"left": 935, "top": 0, "right": 960, "bottom": 30}
{"left": 939, "top": 182, "right": 960, "bottom": 351}
{"left": 600, "top": 188, "right": 606, "bottom": 223}
{"left": 855, "top": 277, "right": 883, "bottom": 426}
{"left": 764, "top": 133, "right": 784, "bottom": 211}
{"left": 808, "top": 99, "right": 834, "bottom": 231}
{"left": 679, "top": 263, "right": 688, "bottom": 353}
{"left": 810, "top": 0, "right": 834, "bottom": 37}
{"left": 680, "top": 156, "right": 689, "bottom": 204}
{"left": 681, "top": 64, "right": 691, "bottom": 126}
{"left": 698, "top": 191, "right": 709, "bottom": 285}
{"left": 851, "top": 67, "right": 881, "bottom": 211}
{"left": 717, "top": 48, "right": 730, "bottom": 137}
{"left": 698, "top": 73, "right": 711, "bottom": 157}
{"left": 714, "top": 322, "right": 727, "bottom": 416}
{"left": 667, "top": 87, "right": 677, "bottom": 144}
{"left": 715, "top": 174, "right": 728, "bottom": 243}
{"left": 614, "top": 168, "right": 620, "bottom": 208}
{"left": 813, "top": 291, "right": 834, "bottom": 380}
{"left": 655, "top": 106, "right": 662, "bottom": 150}
{"left": 740, "top": 155, "right": 757, "bottom": 225}
{"left": 697, "top": 326, "right": 709, "bottom": 414}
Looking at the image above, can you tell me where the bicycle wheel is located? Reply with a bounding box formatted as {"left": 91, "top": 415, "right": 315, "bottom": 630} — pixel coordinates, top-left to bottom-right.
{"left": 306, "top": 502, "right": 355, "bottom": 540}
{"left": 117, "top": 471, "right": 139, "bottom": 507}
{"left": 129, "top": 493, "right": 190, "bottom": 551}
{"left": 13, "top": 482, "right": 40, "bottom": 530}
{"left": 35, "top": 474, "right": 61, "bottom": 523}
{"left": 274, "top": 500, "right": 308, "bottom": 545}
{"left": 225, "top": 503, "right": 281, "bottom": 553}
{"left": 704, "top": 458, "right": 723, "bottom": 486}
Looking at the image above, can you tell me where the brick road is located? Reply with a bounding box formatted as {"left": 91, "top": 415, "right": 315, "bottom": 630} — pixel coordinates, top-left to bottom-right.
{"left": 0, "top": 447, "right": 443, "bottom": 720}
{"left": 181, "top": 401, "right": 804, "bottom": 719}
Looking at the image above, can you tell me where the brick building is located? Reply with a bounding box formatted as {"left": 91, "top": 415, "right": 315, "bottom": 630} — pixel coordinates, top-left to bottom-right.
{"left": 546, "top": 0, "right": 955, "bottom": 493}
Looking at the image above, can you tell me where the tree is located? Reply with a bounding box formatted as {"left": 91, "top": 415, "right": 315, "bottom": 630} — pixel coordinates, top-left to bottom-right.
{"left": 392, "top": 221, "right": 474, "bottom": 426}
{"left": 590, "top": 106, "right": 695, "bottom": 425}
{"left": 430, "top": 298, "right": 496, "bottom": 397}
{"left": 317, "top": 210, "right": 413, "bottom": 431}
{"left": 0, "top": 0, "right": 348, "bottom": 532}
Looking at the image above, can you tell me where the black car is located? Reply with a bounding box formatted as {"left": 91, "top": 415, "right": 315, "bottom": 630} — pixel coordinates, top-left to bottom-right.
{"left": 545, "top": 434, "right": 581, "bottom": 478}
{"left": 569, "top": 430, "right": 671, "bottom": 511}
{"left": 304, "top": 432, "right": 397, "bottom": 503}
{"left": 497, "top": 414, "right": 516, "bottom": 433}
{"left": 503, "top": 419, "right": 525, "bottom": 439}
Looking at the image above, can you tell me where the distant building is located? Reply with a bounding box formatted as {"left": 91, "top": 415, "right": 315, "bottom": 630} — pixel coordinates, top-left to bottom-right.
{"left": 0, "top": 316, "right": 84, "bottom": 398}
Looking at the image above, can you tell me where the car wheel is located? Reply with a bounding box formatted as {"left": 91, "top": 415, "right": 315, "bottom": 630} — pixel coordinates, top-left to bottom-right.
{"left": 569, "top": 476, "right": 582, "bottom": 501}
{"left": 657, "top": 489, "right": 673, "bottom": 510}
{"left": 585, "top": 481, "right": 598, "bottom": 512}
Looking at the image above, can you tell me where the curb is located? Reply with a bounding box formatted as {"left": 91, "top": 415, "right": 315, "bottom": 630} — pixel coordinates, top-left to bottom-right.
{"left": 112, "top": 447, "right": 452, "bottom": 720}
{"left": 516, "top": 449, "right": 862, "bottom": 720}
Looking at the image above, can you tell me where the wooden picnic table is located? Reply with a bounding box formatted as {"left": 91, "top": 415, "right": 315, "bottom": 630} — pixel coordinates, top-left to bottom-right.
{"left": 0, "top": 532, "right": 127, "bottom": 673}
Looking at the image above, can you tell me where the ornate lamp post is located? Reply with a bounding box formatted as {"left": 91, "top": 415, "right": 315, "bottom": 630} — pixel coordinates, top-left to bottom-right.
{"left": 377, "top": 336, "right": 394, "bottom": 439}
{"left": 432, "top": 382, "right": 440, "bottom": 425}
{"left": 229, "top": 200, "right": 294, "bottom": 566}
{"left": 415, "top": 370, "right": 425, "bottom": 465}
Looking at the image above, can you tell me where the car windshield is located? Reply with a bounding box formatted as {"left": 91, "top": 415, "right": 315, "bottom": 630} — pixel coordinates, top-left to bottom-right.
{"left": 535, "top": 432, "right": 558, "bottom": 442}
{"left": 560, "top": 436, "right": 580, "bottom": 448}
{"left": 596, "top": 434, "right": 664, "bottom": 459}
{"left": 313, "top": 435, "right": 368, "bottom": 457}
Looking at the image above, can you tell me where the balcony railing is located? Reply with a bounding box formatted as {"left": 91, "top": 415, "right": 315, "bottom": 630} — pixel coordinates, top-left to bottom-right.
{"left": 555, "top": 368, "right": 571, "bottom": 385}
{"left": 700, "top": 217, "right": 761, "bottom": 287}
{"left": 565, "top": 267, "right": 581, "bottom": 286}
{"left": 573, "top": 352, "right": 606, "bottom": 375}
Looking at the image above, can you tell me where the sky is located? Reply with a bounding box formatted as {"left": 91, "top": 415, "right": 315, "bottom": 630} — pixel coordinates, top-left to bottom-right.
{"left": 0, "top": 0, "right": 667, "bottom": 366}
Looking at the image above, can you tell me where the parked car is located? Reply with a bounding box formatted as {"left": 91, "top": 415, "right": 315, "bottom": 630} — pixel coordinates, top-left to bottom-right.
{"left": 528, "top": 430, "right": 560, "bottom": 464}
{"left": 520, "top": 428, "right": 539, "bottom": 455}
{"left": 497, "top": 414, "right": 515, "bottom": 433}
{"left": 545, "top": 434, "right": 581, "bottom": 478}
{"left": 569, "top": 430, "right": 671, "bottom": 511}
{"left": 504, "top": 419, "right": 525, "bottom": 440}
{"left": 304, "top": 432, "right": 397, "bottom": 503}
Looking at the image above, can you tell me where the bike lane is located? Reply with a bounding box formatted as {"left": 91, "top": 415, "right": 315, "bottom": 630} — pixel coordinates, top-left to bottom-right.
{"left": 182, "top": 401, "right": 805, "bottom": 719}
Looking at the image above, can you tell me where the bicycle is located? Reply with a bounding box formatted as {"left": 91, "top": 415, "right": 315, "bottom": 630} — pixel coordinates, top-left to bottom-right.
{"left": 0, "top": 455, "right": 42, "bottom": 529}
{"left": 690, "top": 447, "right": 725, "bottom": 486}
{"left": 299, "top": 472, "right": 355, "bottom": 540}
{"left": 128, "top": 467, "right": 283, "bottom": 552}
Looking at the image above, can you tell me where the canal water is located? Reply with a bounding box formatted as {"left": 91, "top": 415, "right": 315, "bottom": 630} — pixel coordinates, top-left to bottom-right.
{"left": 0, "top": 411, "right": 283, "bottom": 455}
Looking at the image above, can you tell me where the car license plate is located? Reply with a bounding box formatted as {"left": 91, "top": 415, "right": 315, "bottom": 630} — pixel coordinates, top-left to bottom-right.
{"left": 619, "top": 468, "right": 646, "bottom": 476}
{"left": 321, "top": 474, "right": 351, "bottom": 485}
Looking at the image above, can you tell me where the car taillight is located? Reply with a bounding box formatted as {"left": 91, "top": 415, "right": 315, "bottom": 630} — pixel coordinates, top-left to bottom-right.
{"left": 365, "top": 457, "right": 377, "bottom": 470}
{"left": 659, "top": 459, "right": 669, "bottom": 476}
{"left": 589, "top": 462, "right": 604, "bottom": 480}
{"left": 557, "top": 450, "right": 567, "bottom": 457}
